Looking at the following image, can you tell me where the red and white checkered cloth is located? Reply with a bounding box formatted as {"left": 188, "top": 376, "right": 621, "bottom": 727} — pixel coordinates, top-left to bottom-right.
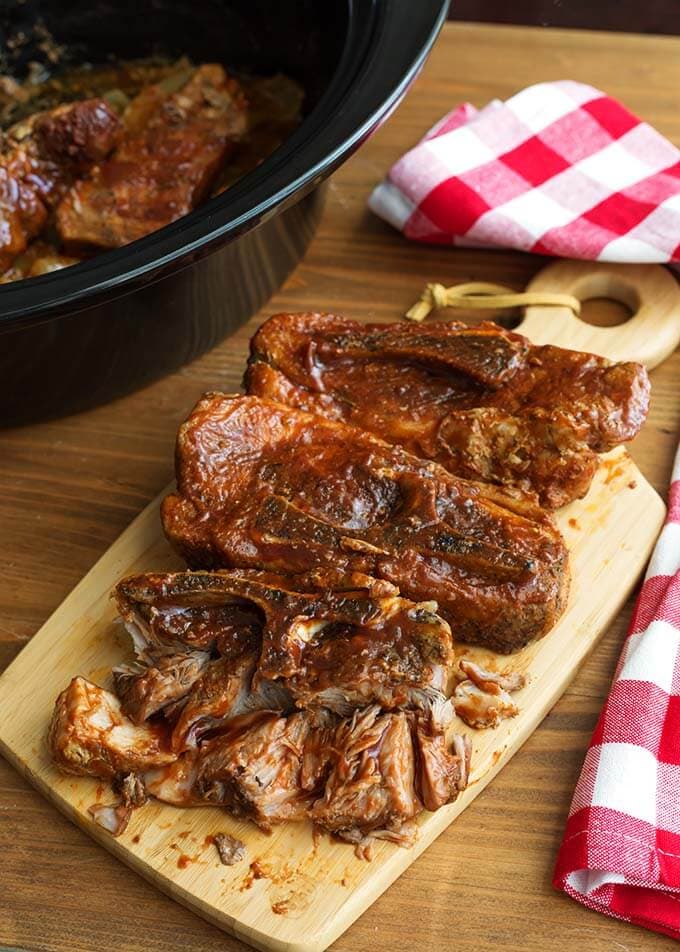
{"left": 553, "top": 442, "right": 680, "bottom": 938}
{"left": 368, "top": 81, "right": 680, "bottom": 262}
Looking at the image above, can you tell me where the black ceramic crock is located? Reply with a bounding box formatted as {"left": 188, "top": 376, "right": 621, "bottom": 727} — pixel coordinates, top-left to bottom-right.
{"left": 0, "top": 0, "right": 448, "bottom": 425}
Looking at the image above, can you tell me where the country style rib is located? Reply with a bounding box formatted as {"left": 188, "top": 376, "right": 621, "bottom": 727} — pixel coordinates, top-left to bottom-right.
{"left": 56, "top": 65, "right": 247, "bottom": 249}
{"left": 161, "top": 393, "right": 569, "bottom": 652}
{"left": 245, "top": 313, "right": 650, "bottom": 508}
{"left": 0, "top": 98, "right": 121, "bottom": 271}
{"left": 113, "top": 568, "right": 454, "bottom": 715}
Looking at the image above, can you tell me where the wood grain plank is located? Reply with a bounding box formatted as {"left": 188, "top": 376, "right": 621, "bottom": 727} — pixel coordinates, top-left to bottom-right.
{"left": 1, "top": 21, "right": 680, "bottom": 952}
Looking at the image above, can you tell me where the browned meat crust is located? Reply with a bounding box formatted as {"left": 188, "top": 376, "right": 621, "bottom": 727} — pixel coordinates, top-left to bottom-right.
{"left": 114, "top": 568, "right": 453, "bottom": 713}
{"left": 245, "top": 313, "right": 650, "bottom": 508}
{"left": 161, "top": 393, "right": 569, "bottom": 652}
{"left": 56, "top": 65, "right": 247, "bottom": 249}
{"left": 0, "top": 98, "right": 120, "bottom": 271}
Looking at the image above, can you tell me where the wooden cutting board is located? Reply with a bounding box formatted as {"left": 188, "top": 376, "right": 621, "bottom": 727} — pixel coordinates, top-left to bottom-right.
{"left": 0, "top": 259, "right": 677, "bottom": 952}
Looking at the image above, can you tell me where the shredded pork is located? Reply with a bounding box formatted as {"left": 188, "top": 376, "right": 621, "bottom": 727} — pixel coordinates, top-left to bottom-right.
{"left": 453, "top": 659, "right": 526, "bottom": 729}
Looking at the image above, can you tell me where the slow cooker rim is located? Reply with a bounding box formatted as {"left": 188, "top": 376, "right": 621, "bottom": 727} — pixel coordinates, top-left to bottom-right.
{"left": 0, "top": 0, "right": 449, "bottom": 330}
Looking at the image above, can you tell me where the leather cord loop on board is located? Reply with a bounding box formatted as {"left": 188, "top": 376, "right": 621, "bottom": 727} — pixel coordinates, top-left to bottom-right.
{"left": 405, "top": 281, "right": 582, "bottom": 322}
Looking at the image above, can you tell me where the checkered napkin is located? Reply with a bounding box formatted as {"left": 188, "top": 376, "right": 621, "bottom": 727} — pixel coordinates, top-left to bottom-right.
{"left": 553, "top": 442, "right": 680, "bottom": 938}
{"left": 368, "top": 81, "right": 680, "bottom": 262}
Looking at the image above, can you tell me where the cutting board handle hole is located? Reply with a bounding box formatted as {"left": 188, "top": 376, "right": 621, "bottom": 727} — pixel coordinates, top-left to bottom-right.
{"left": 578, "top": 296, "right": 634, "bottom": 328}
{"left": 569, "top": 272, "right": 640, "bottom": 328}
{"left": 522, "top": 261, "right": 680, "bottom": 369}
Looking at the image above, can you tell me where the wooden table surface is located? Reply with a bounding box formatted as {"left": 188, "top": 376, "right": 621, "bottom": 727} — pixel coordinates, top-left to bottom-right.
{"left": 2, "top": 21, "right": 680, "bottom": 952}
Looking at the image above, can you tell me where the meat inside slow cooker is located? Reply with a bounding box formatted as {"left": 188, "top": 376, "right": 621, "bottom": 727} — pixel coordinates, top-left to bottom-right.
{"left": 0, "top": 58, "right": 304, "bottom": 283}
